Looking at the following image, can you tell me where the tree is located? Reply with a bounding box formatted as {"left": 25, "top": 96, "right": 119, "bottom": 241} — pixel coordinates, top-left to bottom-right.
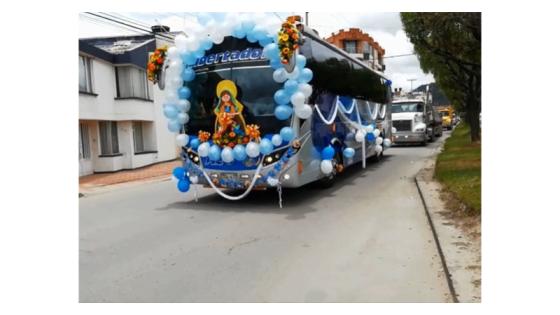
{"left": 401, "top": 13, "right": 481, "bottom": 142}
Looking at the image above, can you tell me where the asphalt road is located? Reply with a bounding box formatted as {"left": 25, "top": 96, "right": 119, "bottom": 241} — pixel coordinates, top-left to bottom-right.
{"left": 80, "top": 133, "right": 451, "bottom": 302}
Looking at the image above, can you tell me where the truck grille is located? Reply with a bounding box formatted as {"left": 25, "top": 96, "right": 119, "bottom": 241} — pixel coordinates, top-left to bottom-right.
{"left": 393, "top": 120, "right": 412, "bottom": 132}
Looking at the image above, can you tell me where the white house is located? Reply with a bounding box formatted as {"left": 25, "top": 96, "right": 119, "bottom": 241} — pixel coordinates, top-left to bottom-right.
{"left": 79, "top": 34, "right": 178, "bottom": 176}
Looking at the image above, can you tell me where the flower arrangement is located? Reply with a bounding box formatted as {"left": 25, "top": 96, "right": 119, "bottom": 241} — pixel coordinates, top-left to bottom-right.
{"left": 198, "top": 130, "right": 211, "bottom": 142}
{"left": 278, "top": 16, "right": 300, "bottom": 64}
{"left": 147, "top": 46, "right": 168, "bottom": 83}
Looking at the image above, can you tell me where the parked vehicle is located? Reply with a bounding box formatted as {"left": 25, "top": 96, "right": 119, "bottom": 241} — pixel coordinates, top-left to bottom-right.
{"left": 426, "top": 103, "right": 443, "bottom": 141}
{"left": 391, "top": 86, "right": 433, "bottom": 146}
{"left": 438, "top": 106, "right": 455, "bottom": 130}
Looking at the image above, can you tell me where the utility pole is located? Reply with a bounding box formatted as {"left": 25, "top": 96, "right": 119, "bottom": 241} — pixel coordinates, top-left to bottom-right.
{"left": 305, "top": 12, "right": 309, "bottom": 26}
{"left": 407, "top": 78, "right": 417, "bottom": 93}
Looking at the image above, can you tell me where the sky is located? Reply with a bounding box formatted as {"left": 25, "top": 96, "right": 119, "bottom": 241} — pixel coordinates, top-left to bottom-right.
{"left": 79, "top": 12, "right": 434, "bottom": 92}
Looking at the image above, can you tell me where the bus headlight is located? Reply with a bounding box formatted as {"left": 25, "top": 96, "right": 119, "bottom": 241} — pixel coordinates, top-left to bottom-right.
{"left": 183, "top": 147, "right": 200, "bottom": 165}
{"left": 262, "top": 147, "right": 290, "bottom": 167}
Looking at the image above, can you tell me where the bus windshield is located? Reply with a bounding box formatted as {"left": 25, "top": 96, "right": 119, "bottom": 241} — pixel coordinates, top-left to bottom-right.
{"left": 186, "top": 66, "right": 290, "bottom": 136}
{"left": 392, "top": 102, "right": 424, "bottom": 113}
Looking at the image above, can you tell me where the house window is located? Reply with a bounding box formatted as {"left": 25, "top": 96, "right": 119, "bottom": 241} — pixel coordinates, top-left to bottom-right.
{"left": 343, "top": 40, "right": 357, "bottom": 54}
{"left": 133, "top": 121, "right": 144, "bottom": 153}
{"left": 99, "top": 121, "right": 119, "bottom": 155}
{"left": 116, "top": 66, "right": 152, "bottom": 100}
{"left": 79, "top": 123, "right": 91, "bottom": 159}
{"left": 79, "top": 55, "right": 93, "bottom": 93}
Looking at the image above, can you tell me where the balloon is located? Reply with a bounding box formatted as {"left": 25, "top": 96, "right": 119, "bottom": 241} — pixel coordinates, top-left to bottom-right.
{"left": 375, "top": 145, "right": 383, "bottom": 153}
{"left": 373, "top": 129, "right": 381, "bottom": 137}
{"left": 365, "top": 124, "right": 374, "bottom": 133}
{"left": 280, "top": 127, "right": 294, "bottom": 142}
{"left": 177, "top": 179, "right": 190, "bottom": 192}
{"left": 366, "top": 133, "right": 375, "bottom": 142}
{"left": 298, "top": 83, "right": 312, "bottom": 98}
{"left": 189, "top": 175, "right": 199, "bottom": 184}
{"left": 182, "top": 53, "right": 197, "bottom": 66}
{"left": 355, "top": 130, "right": 365, "bottom": 142}
{"left": 210, "top": 32, "right": 225, "bottom": 45}
{"left": 167, "top": 46, "right": 179, "bottom": 60}
{"left": 284, "top": 79, "right": 299, "bottom": 95}
{"left": 375, "top": 137, "right": 383, "bottom": 145}
{"left": 232, "top": 25, "right": 246, "bottom": 39}
{"left": 176, "top": 112, "right": 189, "bottom": 124}
{"left": 186, "top": 36, "right": 200, "bottom": 52}
{"left": 383, "top": 138, "right": 392, "bottom": 147}
{"left": 290, "top": 92, "right": 306, "bottom": 107}
{"left": 259, "top": 138, "right": 274, "bottom": 155}
{"left": 296, "top": 54, "right": 307, "bottom": 69}
{"left": 172, "top": 167, "right": 185, "bottom": 179}
{"left": 221, "top": 147, "right": 234, "bottom": 163}
{"left": 182, "top": 67, "right": 195, "bottom": 82}
{"left": 189, "top": 138, "right": 200, "bottom": 150}
{"left": 273, "top": 89, "right": 290, "bottom": 105}
{"left": 197, "top": 142, "right": 210, "bottom": 157}
{"left": 242, "top": 20, "right": 256, "bottom": 33}
{"left": 298, "top": 68, "right": 313, "bottom": 83}
{"left": 270, "top": 58, "right": 283, "bottom": 70}
{"left": 321, "top": 146, "right": 335, "bottom": 160}
{"left": 246, "top": 32, "right": 258, "bottom": 43}
{"left": 246, "top": 141, "right": 260, "bottom": 158}
{"left": 274, "top": 105, "right": 293, "bottom": 120}
{"left": 165, "top": 90, "right": 179, "bottom": 103}
{"left": 193, "top": 48, "right": 205, "bottom": 59}
{"left": 175, "top": 34, "right": 188, "bottom": 53}
{"left": 200, "top": 36, "right": 213, "bottom": 50}
{"left": 209, "top": 144, "right": 221, "bottom": 161}
{"left": 264, "top": 43, "right": 278, "bottom": 59}
{"left": 168, "top": 120, "right": 182, "bottom": 132}
{"left": 273, "top": 68, "right": 288, "bottom": 83}
{"left": 271, "top": 134, "right": 283, "bottom": 146}
{"left": 176, "top": 134, "right": 189, "bottom": 147}
{"left": 176, "top": 99, "right": 191, "bottom": 112}
{"left": 286, "top": 67, "right": 300, "bottom": 80}
{"left": 163, "top": 104, "right": 179, "bottom": 119}
{"left": 178, "top": 87, "right": 191, "bottom": 99}
{"left": 295, "top": 104, "right": 312, "bottom": 119}
{"left": 267, "top": 177, "right": 279, "bottom": 187}
{"left": 233, "top": 144, "right": 247, "bottom": 161}
{"left": 343, "top": 147, "right": 355, "bottom": 158}
{"left": 320, "top": 160, "right": 333, "bottom": 174}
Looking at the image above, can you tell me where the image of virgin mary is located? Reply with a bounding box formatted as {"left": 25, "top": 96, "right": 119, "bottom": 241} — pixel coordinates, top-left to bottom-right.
{"left": 212, "top": 80, "right": 249, "bottom": 147}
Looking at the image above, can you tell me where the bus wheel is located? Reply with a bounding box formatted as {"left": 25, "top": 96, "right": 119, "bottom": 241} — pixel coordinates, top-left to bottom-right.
{"left": 319, "top": 153, "right": 342, "bottom": 188}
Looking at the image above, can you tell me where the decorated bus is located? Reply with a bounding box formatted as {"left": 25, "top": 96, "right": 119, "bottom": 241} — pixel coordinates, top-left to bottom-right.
{"left": 149, "top": 15, "right": 393, "bottom": 205}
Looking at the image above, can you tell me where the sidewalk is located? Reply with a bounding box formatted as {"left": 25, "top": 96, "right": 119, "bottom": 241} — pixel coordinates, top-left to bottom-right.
{"left": 80, "top": 159, "right": 182, "bottom": 193}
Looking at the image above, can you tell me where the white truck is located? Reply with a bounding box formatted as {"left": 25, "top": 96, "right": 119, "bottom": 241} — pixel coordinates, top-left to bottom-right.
{"left": 391, "top": 90, "right": 432, "bottom": 146}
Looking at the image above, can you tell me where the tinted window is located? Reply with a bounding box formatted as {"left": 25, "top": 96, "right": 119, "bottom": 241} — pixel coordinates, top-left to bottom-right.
{"left": 392, "top": 102, "right": 424, "bottom": 113}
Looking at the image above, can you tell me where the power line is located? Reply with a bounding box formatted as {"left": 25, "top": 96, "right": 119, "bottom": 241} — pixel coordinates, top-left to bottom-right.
{"left": 384, "top": 53, "right": 416, "bottom": 59}
{"left": 84, "top": 12, "right": 175, "bottom": 41}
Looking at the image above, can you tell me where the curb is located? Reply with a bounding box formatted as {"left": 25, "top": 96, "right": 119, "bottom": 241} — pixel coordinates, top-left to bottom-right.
{"left": 415, "top": 174, "right": 459, "bottom": 303}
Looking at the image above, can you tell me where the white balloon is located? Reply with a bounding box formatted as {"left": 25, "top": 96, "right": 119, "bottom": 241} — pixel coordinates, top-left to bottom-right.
{"left": 176, "top": 134, "right": 189, "bottom": 147}
{"left": 320, "top": 160, "right": 333, "bottom": 175}
{"left": 246, "top": 141, "right": 260, "bottom": 158}
{"left": 373, "top": 129, "right": 381, "bottom": 137}
{"left": 165, "top": 91, "right": 179, "bottom": 103}
{"left": 197, "top": 142, "right": 210, "bottom": 157}
{"left": 210, "top": 31, "right": 224, "bottom": 44}
{"left": 365, "top": 125, "right": 374, "bottom": 133}
{"left": 298, "top": 83, "right": 312, "bottom": 98}
{"left": 189, "top": 175, "right": 199, "bottom": 184}
{"left": 273, "top": 68, "right": 287, "bottom": 83}
{"left": 171, "top": 77, "right": 183, "bottom": 88}
{"left": 177, "top": 99, "right": 191, "bottom": 112}
{"left": 290, "top": 92, "right": 306, "bottom": 107}
{"left": 375, "top": 145, "right": 383, "bottom": 153}
{"left": 295, "top": 104, "right": 312, "bottom": 119}
{"left": 167, "top": 46, "right": 180, "bottom": 60}
{"left": 286, "top": 67, "right": 300, "bottom": 80}
{"left": 267, "top": 177, "right": 279, "bottom": 187}
{"left": 271, "top": 134, "right": 283, "bottom": 146}
{"left": 186, "top": 36, "right": 200, "bottom": 52}
{"left": 383, "top": 138, "right": 392, "bottom": 147}
{"left": 375, "top": 137, "right": 383, "bottom": 145}
{"left": 221, "top": 147, "right": 234, "bottom": 163}
{"left": 355, "top": 130, "right": 365, "bottom": 142}
{"left": 175, "top": 34, "right": 188, "bottom": 53}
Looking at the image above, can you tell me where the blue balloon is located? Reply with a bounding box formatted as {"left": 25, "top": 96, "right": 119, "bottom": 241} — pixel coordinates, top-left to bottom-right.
{"left": 264, "top": 43, "right": 278, "bottom": 59}
{"left": 296, "top": 55, "right": 307, "bottom": 69}
{"left": 209, "top": 144, "right": 221, "bottom": 161}
{"left": 168, "top": 120, "right": 182, "bottom": 132}
{"left": 260, "top": 138, "right": 274, "bottom": 155}
{"left": 385, "top": 79, "right": 392, "bottom": 86}
{"left": 268, "top": 170, "right": 277, "bottom": 177}
{"left": 343, "top": 147, "right": 355, "bottom": 158}
{"left": 242, "top": 20, "right": 255, "bottom": 33}
{"left": 172, "top": 167, "right": 185, "bottom": 179}
{"left": 182, "top": 53, "right": 197, "bottom": 66}
{"left": 163, "top": 104, "right": 179, "bottom": 119}
{"left": 233, "top": 144, "right": 247, "bottom": 161}
{"left": 284, "top": 79, "right": 299, "bottom": 95}
{"left": 246, "top": 31, "right": 258, "bottom": 43}
{"left": 273, "top": 89, "right": 290, "bottom": 105}
{"left": 177, "top": 179, "right": 190, "bottom": 192}
{"left": 189, "top": 138, "right": 200, "bottom": 150}
{"left": 298, "top": 68, "right": 313, "bottom": 83}
{"left": 280, "top": 127, "right": 294, "bottom": 142}
{"left": 193, "top": 48, "right": 205, "bottom": 59}
{"left": 232, "top": 25, "right": 246, "bottom": 39}
{"left": 178, "top": 87, "right": 191, "bottom": 100}
{"left": 274, "top": 105, "right": 293, "bottom": 120}
{"left": 366, "top": 133, "right": 375, "bottom": 142}
{"left": 182, "top": 67, "right": 195, "bottom": 82}
{"left": 269, "top": 58, "right": 283, "bottom": 69}
{"left": 201, "top": 37, "right": 213, "bottom": 50}
{"left": 321, "top": 145, "right": 335, "bottom": 160}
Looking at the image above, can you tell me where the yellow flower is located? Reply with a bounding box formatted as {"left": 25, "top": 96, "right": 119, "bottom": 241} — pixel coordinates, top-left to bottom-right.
{"left": 282, "top": 47, "right": 290, "bottom": 54}
{"left": 280, "top": 34, "right": 289, "bottom": 41}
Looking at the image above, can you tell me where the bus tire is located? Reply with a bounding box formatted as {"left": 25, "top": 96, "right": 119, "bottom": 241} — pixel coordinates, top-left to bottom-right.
{"left": 319, "top": 153, "right": 342, "bottom": 188}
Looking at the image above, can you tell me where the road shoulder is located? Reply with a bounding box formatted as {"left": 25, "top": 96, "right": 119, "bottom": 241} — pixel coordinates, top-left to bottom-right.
{"left": 415, "top": 155, "right": 481, "bottom": 302}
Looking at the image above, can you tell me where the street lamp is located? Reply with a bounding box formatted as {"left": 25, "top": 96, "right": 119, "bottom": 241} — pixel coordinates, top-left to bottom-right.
{"left": 407, "top": 78, "right": 417, "bottom": 93}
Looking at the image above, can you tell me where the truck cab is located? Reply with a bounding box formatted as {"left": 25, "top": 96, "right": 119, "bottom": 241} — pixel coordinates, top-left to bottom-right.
{"left": 438, "top": 106, "right": 455, "bottom": 130}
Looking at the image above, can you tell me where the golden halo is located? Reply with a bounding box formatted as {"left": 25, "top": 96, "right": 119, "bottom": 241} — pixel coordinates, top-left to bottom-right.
{"left": 216, "top": 79, "right": 237, "bottom": 98}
